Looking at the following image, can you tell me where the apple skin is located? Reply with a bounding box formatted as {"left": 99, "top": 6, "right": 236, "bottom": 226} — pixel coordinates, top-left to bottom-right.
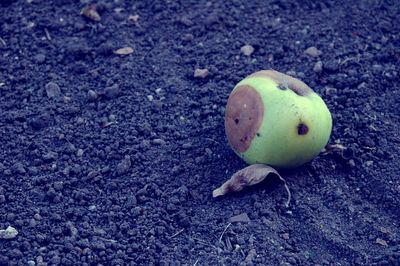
{"left": 225, "top": 70, "right": 332, "bottom": 168}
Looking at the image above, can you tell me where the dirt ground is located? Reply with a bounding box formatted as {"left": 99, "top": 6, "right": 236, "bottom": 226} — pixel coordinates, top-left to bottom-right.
{"left": 0, "top": 0, "right": 399, "bottom": 265}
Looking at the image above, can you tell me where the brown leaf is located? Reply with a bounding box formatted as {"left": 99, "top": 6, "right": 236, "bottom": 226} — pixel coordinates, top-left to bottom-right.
{"left": 212, "top": 164, "right": 291, "bottom": 207}
{"left": 114, "top": 47, "right": 134, "bottom": 55}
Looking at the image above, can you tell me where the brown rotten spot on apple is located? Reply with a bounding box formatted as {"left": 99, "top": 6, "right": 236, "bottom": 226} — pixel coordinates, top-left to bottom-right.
{"left": 225, "top": 85, "right": 264, "bottom": 153}
{"left": 249, "top": 70, "right": 313, "bottom": 96}
{"left": 297, "top": 123, "right": 309, "bottom": 135}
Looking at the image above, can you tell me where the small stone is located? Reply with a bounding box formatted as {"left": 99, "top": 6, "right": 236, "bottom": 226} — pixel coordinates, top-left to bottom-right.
{"left": 313, "top": 61, "right": 323, "bottom": 73}
{"left": 53, "top": 181, "right": 64, "bottom": 191}
{"left": 128, "top": 14, "right": 140, "bottom": 24}
{"left": 181, "top": 33, "right": 194, "bottom": 42}
{"left": 325, "top": 87, "right": 337, "bottom": 95}
{"left": 43, "top": 151, "right": 58, "bottom": 162}
{"left": 229, "top": 213, "right": 251, "bottom": 223}
{"left": 34, "top": 54, "right": 46, "bottom": 64}
{"left": 281, "top": 233, "right": 290, "bottom": 240}
{"left": 152, "top": 139, "right": 165, "bottom": 145}
{"left": 114, "top": 47, "right": 134, "bottom": 55}
{"left": 240, "top": 44, "right": 254, "bottom": 56}
{"left": 45, "top": 82, "right": 61, "bottom": 98}
{"left": 27, "top": 260, "right": 36, "bottom": 266}
{"left": 117, "top": 155, "right": 131, "bottom": 175}
{"left": 304, "top": 46, "right": 322, "bottom": 57}
{"left": 88, "top": 90, "right": 98, "bottom": 101}
{"left": 193, "top": 68, "right": 209, "bottom": 78}
{"left": 12, "top": 162, "right": 26, "bottom": 174}
{"left": 324, "top": 60, "right": 339, "bottom": 73}
{"left": 245, "top": 248, "right": 257, "bottom": 263}
{"left": 66, "top": 221, "right": 78, "bottom": 236}
{"left": 81, "top": 4, "right": 101, "bottom": 22}
{"left": 77, "top": 149, "right": 84, "bottom": 157}
{"left": 104, "top": 84, "right": 120, "bottom": 99}
{"left": 147, "top": 95, "right": 154, "bottom": 101}
{"left": 179, "top": 16, "right": 193, "bottom": 27}
{"left": 108, "top": 114, "right": 116, "bottom": 122}
{"left": 97, "top": 42, "right": 114, "bottom": 55}
{"left": 0, "top": 226, "right": 18, "bottom": 239}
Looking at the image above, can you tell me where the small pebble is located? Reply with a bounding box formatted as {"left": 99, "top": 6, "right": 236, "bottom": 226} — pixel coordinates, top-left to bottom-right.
{"left": 34, "top": 54, "right": 46, "bottom": 64}
{"left": 324, "top": 60, "right": 339, "bottom": 73}
{"left": 147, "top": 95, "right": 154, "bottom": 101}
{"left": 117, "top": 155, "right": 131, "bottom": 175}
{"left": 45, "top": 82, "right": 61, "bottom": 98}
{"left": 313, "top": 61, "right": 323, "bottom": 73}
{"left": 77, "top": 149, "right": 84, "bottom": 157}
{"left": 0, "top": 226, "right": 18, "bottom": 239}
{"left": 12, "top": 162, "right": 26, "bottom": 174}
{"left": 104, "top": 84, "right": 120, "bottom": 99}
{"left": 304, "top": 46, "right": 322, "bottom": 57}
{"left": 240, "top": 44, "right": 254, "bottom": 56}
{"left": 152, "top": 139, "right": 165, "bottom": 145}
{"left": 194, "top": 68, "right": 209, "bottom": 78}
{"left": 87, "top": 90, "right": 98, "bottom": 101}
{"left": 281, "top": 233, "right": 290, "bottom": 240}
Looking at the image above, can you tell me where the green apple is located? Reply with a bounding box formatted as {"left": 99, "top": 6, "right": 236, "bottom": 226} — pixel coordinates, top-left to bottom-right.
{"left": 225, "top": 70, "right": 332, "bottom": 168}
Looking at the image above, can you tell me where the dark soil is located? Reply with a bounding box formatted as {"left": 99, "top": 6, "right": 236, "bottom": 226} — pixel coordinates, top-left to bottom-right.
{"left": 1, "top": 0, "right": 399, "bottom": 265}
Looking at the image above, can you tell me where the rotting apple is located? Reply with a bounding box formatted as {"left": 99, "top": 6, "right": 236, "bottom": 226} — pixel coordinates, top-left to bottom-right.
{"left": 225, "top": 70, "right": 332, "bottom": 168}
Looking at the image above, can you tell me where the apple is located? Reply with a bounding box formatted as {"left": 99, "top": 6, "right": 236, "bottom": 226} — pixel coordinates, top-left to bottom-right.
{"left": 225, "top": 70, "right": 332, "bottom": 168}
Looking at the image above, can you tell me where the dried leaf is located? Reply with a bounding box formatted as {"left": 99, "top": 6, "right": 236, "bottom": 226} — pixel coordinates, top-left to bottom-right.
{"left": 212, "top": 164, "right": 291, "bottom": 207}
{"left": 114, "top": 47, "right": 134, "bottom": 55}
{"left": 81, "top": 4, "right": 101, "bottom": 22}
{"left": 376, "top": 238, "right": 388, "bottom": 246}
{"left": 322, "top": 143, "right": 347, "bottom": 154}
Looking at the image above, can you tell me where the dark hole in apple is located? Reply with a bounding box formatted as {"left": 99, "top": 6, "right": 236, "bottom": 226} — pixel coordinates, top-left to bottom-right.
{"left": 256, "top": 133, "right": 261, "bottom": 137}
{"left": 297, "top": 123, "right": 308, "bottom": 135}
{"left": 234, "top": 118, "right": 239, "bottom": 124}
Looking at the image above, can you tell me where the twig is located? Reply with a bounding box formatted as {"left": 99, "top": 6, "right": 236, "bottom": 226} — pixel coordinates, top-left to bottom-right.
{"left": 218, "top": 223, "right": 231, "bottom": 243}
{"left": 282, "top": 180, "right": 292, "bottom": 208}
{"left": 44, "top": 28, "right": 51, "bottom": 41}
{"left": 169, "top": 229, "right": 184, "bottom": 238}
{"left": 192, "top": 237, "right": 217, "bottom": 249}
{"left": 193, "top": 259, "right": 199, "bottom": 266}
{"left": 205, "top": 138, "right": 221, "bottom": 145}
{"left": 0, "top": 37, "right": 6, "bottom": 46}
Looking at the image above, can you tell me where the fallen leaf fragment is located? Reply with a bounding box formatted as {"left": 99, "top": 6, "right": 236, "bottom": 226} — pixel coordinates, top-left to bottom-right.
{"left": 114, "top": 47, "right": 134, "bottom": 55}
{"left": 321, "top": 143, "right": 347, "bottom": 156}
{"left": 376, "top": 238, "right": 388, "bottom": 246}
{"left": 81, "top": 4, "right": 101, "bottom": 22}
{"left": 0, "top": 226, "right": 18, "bottom": 239}
{"left": 212, "top": 164, "right": 291, "bottom": 207}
